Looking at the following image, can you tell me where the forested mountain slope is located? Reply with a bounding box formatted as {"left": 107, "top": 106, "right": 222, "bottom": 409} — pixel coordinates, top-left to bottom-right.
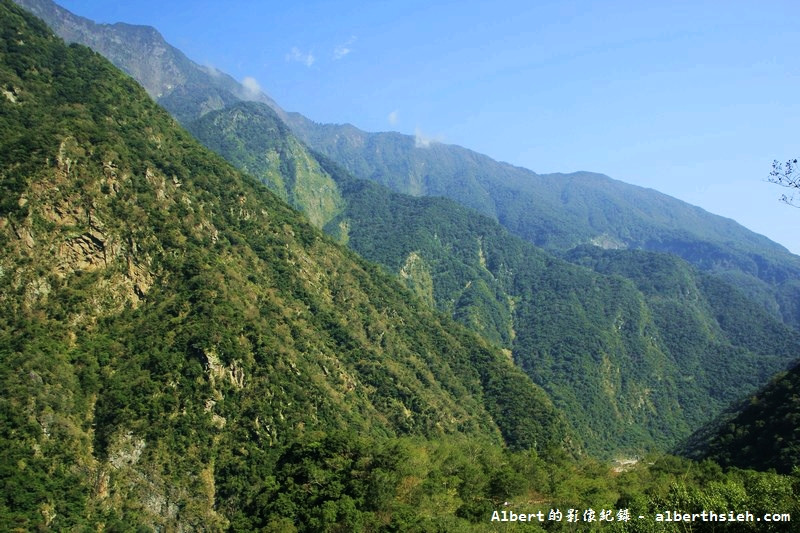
{"left": 21, "top": 0, "right": 800, "bottom": 458}
{"left": 680, "top": 361, "right": 800, "bottom": 475}
{"left": 12, "top": 0, "right": 287, "bottom": 124}
{"left": 186, "top": 100, "right": 346, "bottom": 230}
{"left": 6, "top": 2, "right": 800, "bottom": 530}
{"left": 285, "top": 114, "right": 800, "bottom": 329}
{"left": 188, "top": 101, "right": 800, "bottom": 457}
{"left": 15, "top": 0, "right": 800, "bottom": 333}
{"left": 0, "top": 3, "right": 569, "bottom": 528}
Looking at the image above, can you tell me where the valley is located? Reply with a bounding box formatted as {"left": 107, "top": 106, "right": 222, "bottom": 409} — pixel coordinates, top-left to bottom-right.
{"left": 2, "top": 0, "right": 799, "bottom": 530}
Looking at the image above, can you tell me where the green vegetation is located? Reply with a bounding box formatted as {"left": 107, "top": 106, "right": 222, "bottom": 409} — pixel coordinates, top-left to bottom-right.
{"left": 336, "top": 182, "right": 800, "bottom": 456}
{"left": 3, "top": 2, "right": 800, "bottom": 531}
{"left": 15, "top": 0, "right": 285, "bottom": 125}
{"left": 31, "top": 0, "right": 800, "bottom": 335}
{"left": 285, "top": 114, "right": 800, "bottom": 329}
{"left": 208, "top": 437, "right": 800, "bottom": 532}
{"left": 187, "top": 101, "right": 345, "bottom": 229}
{"left": 169, "top": 94, "right": 800, "bottom": 457}
{"left": 566, "top": 246, "right": 800, "bottom": 413}
{"left": 681, "top": 362, "right": 800, "bottom": 475}
{"left": 0, "top": 2, "right": 566, "bottom": 527}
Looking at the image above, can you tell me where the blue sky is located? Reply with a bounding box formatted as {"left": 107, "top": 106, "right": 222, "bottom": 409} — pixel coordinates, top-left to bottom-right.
{"left": 60, "top": 0, "right": 800, "bottom": 253}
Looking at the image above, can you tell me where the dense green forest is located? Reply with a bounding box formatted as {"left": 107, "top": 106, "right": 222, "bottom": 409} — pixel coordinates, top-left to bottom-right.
{"left": 681, "top": 361, "right": 800, "bottom": 475}
{"left": 2, "top": 1, "right": 799, "bottom": 530}
{"left": 0, "top": 2, "right": 566, "bottom": 527}
{"left": 16, "top": 0, "right": 800, "bottom": 332}
{"left": 188, "top": 101, "right": 800, "bottom": 457}
{"left": 186, "top": 101, "right": 345, "bottom": 229}
{"left": 284, "top": 113, "right": 800, "bottom": 330}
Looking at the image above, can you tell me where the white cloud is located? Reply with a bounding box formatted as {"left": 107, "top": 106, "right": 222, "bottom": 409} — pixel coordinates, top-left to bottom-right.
{"left": 415, "top": 127, "right": 442, "bottom": 148}
{"left": 388, "top": 110, "right": 399, "bottom": 126}
{"left": 286, "top": 47, "right": 315, "bottom": 67}
{"left": 242, "top": 76, "right": 261, "bottom": 96}
{"left": 333, "top": 36, "right": 357, "bottom": 60}
{"left": 333, "top": 46, "right": 350, "bottom": 60}
{"left": 204, "top": 63, "right": 222, "bottom": 78}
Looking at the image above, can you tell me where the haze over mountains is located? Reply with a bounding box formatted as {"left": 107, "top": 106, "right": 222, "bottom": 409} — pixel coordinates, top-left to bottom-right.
{"left": 286, "top": 117, "right": 800, "bottom": 328}
{"left": 4, "top": 0, "right": 800, "bottom": 529}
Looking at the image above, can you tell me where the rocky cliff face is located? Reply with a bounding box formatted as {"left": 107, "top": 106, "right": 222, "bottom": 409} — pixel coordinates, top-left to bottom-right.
{"left": 13, "top": 0, "right": 286, "bottom": 124}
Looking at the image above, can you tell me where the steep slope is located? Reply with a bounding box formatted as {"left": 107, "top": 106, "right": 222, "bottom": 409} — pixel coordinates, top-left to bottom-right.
{"left": 0, "top": 3, "right": 568, "bottom": 529}
{"left": 566, "top": 247, "right": 800, "bottom": 405}
{"left": 335, "top": 178, "right": 688, "bottom": 454}
{"left": 186, "top": 101, "right": 345, "bottom": 230}
{"left": 16, "top": 0, "right": 800, "bottom": 331}
{"left": 13, "top": 0, "right": 286, "bottom": 124}
{"left": 680, "top": 362, "right": 800, "bottom": 475}
{"left": 336, "top": 178, "right": 800, "bottom": 455}
{"left": 188, "top": 101, "right": 800, "bottom": 457}
{"left": 16, "top": 0, "right": 800, "bottom": 459}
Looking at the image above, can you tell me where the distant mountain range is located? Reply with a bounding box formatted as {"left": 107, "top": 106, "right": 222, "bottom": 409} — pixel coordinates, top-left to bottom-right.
{"left": 17, "top": 0, "right": 800, "bottom": 334}
{"left": 286, "top": 113, "right": 800, "bottom": 329}
{"left": 14, "top": 0, "right": 800, "bottom": 461}
{"left": 4, "top": 0, "right": 800, "bottom": 528}
{"left": 188, "top": 100, "right": 800, "bottom": 456}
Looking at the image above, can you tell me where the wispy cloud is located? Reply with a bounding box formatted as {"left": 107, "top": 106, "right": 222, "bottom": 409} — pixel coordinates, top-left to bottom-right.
{"left": 415, "top": 127, "right": 442, "bottom": 148}
{"left": 387, "top": 110, "right": 399, "bottom": 126}
{"left": 333, "top": 36, "right": 357, "bottom": 60}
{"left": 204, "top": 63, "right": 222, "bottom": 78}
{"left": 242, "top": 76, "right": 262, "bottom": 96}
{"left": 286, "top": 47, "right": 315, "bottom": 67}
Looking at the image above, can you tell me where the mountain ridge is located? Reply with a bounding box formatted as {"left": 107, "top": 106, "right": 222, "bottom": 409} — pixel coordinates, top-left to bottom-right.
{"left": 283, "top": 112, "right": 800, "bottom": 328}
{"left": 18, "top": 0, "right": 800, "bottom": 454}
{"left": 0, "top": 3, "right": 571, "bottom": 528}
{"left": 5, "top": 2, "right": 800, "bottom": 528}
{"left": 679, "top": 361, "right": 800, "bottom": 475}
{"left": 285, "top": 112, "right": 788, "bottom": 251}
{"left": 187, "top": 100, "right": 800, "bottom": 457}
{"left": 15, "top": 1, "right": 795, "bottom": 259}
{"left": 12, "top": 0, "right": 287, "bottom": 124}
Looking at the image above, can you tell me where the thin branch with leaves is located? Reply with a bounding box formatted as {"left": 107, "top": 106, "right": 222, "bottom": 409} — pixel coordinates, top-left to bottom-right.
{"left": 769, "top": 158, "right": 800, "bottom": 207}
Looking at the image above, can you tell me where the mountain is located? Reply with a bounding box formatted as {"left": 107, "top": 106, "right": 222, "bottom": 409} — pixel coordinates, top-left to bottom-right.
{"left": 6, "top": 2, "right": 800, "bottom": 529}
{"left": 0, "top": 3, "right": 571, "bottom": 529}
{"left": 12, "top": 0, "right": 287, "bottom": 125}
{"left": 185, "top": 100, "right": 345, "bottom": 230}
{"left": 21, "top": 0, "right": 800, "bottom": 460}
{"left": 16, "top": 0, "right": 800, "bottom": 331}
{"left": 284, "top": 114, "right": 800, "bottom": 329}
{"left": 680, "top": 361, "right": 800, "bottom": 475}
{"left": 187, "top": 100, "right": 800, "bottom": 458}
